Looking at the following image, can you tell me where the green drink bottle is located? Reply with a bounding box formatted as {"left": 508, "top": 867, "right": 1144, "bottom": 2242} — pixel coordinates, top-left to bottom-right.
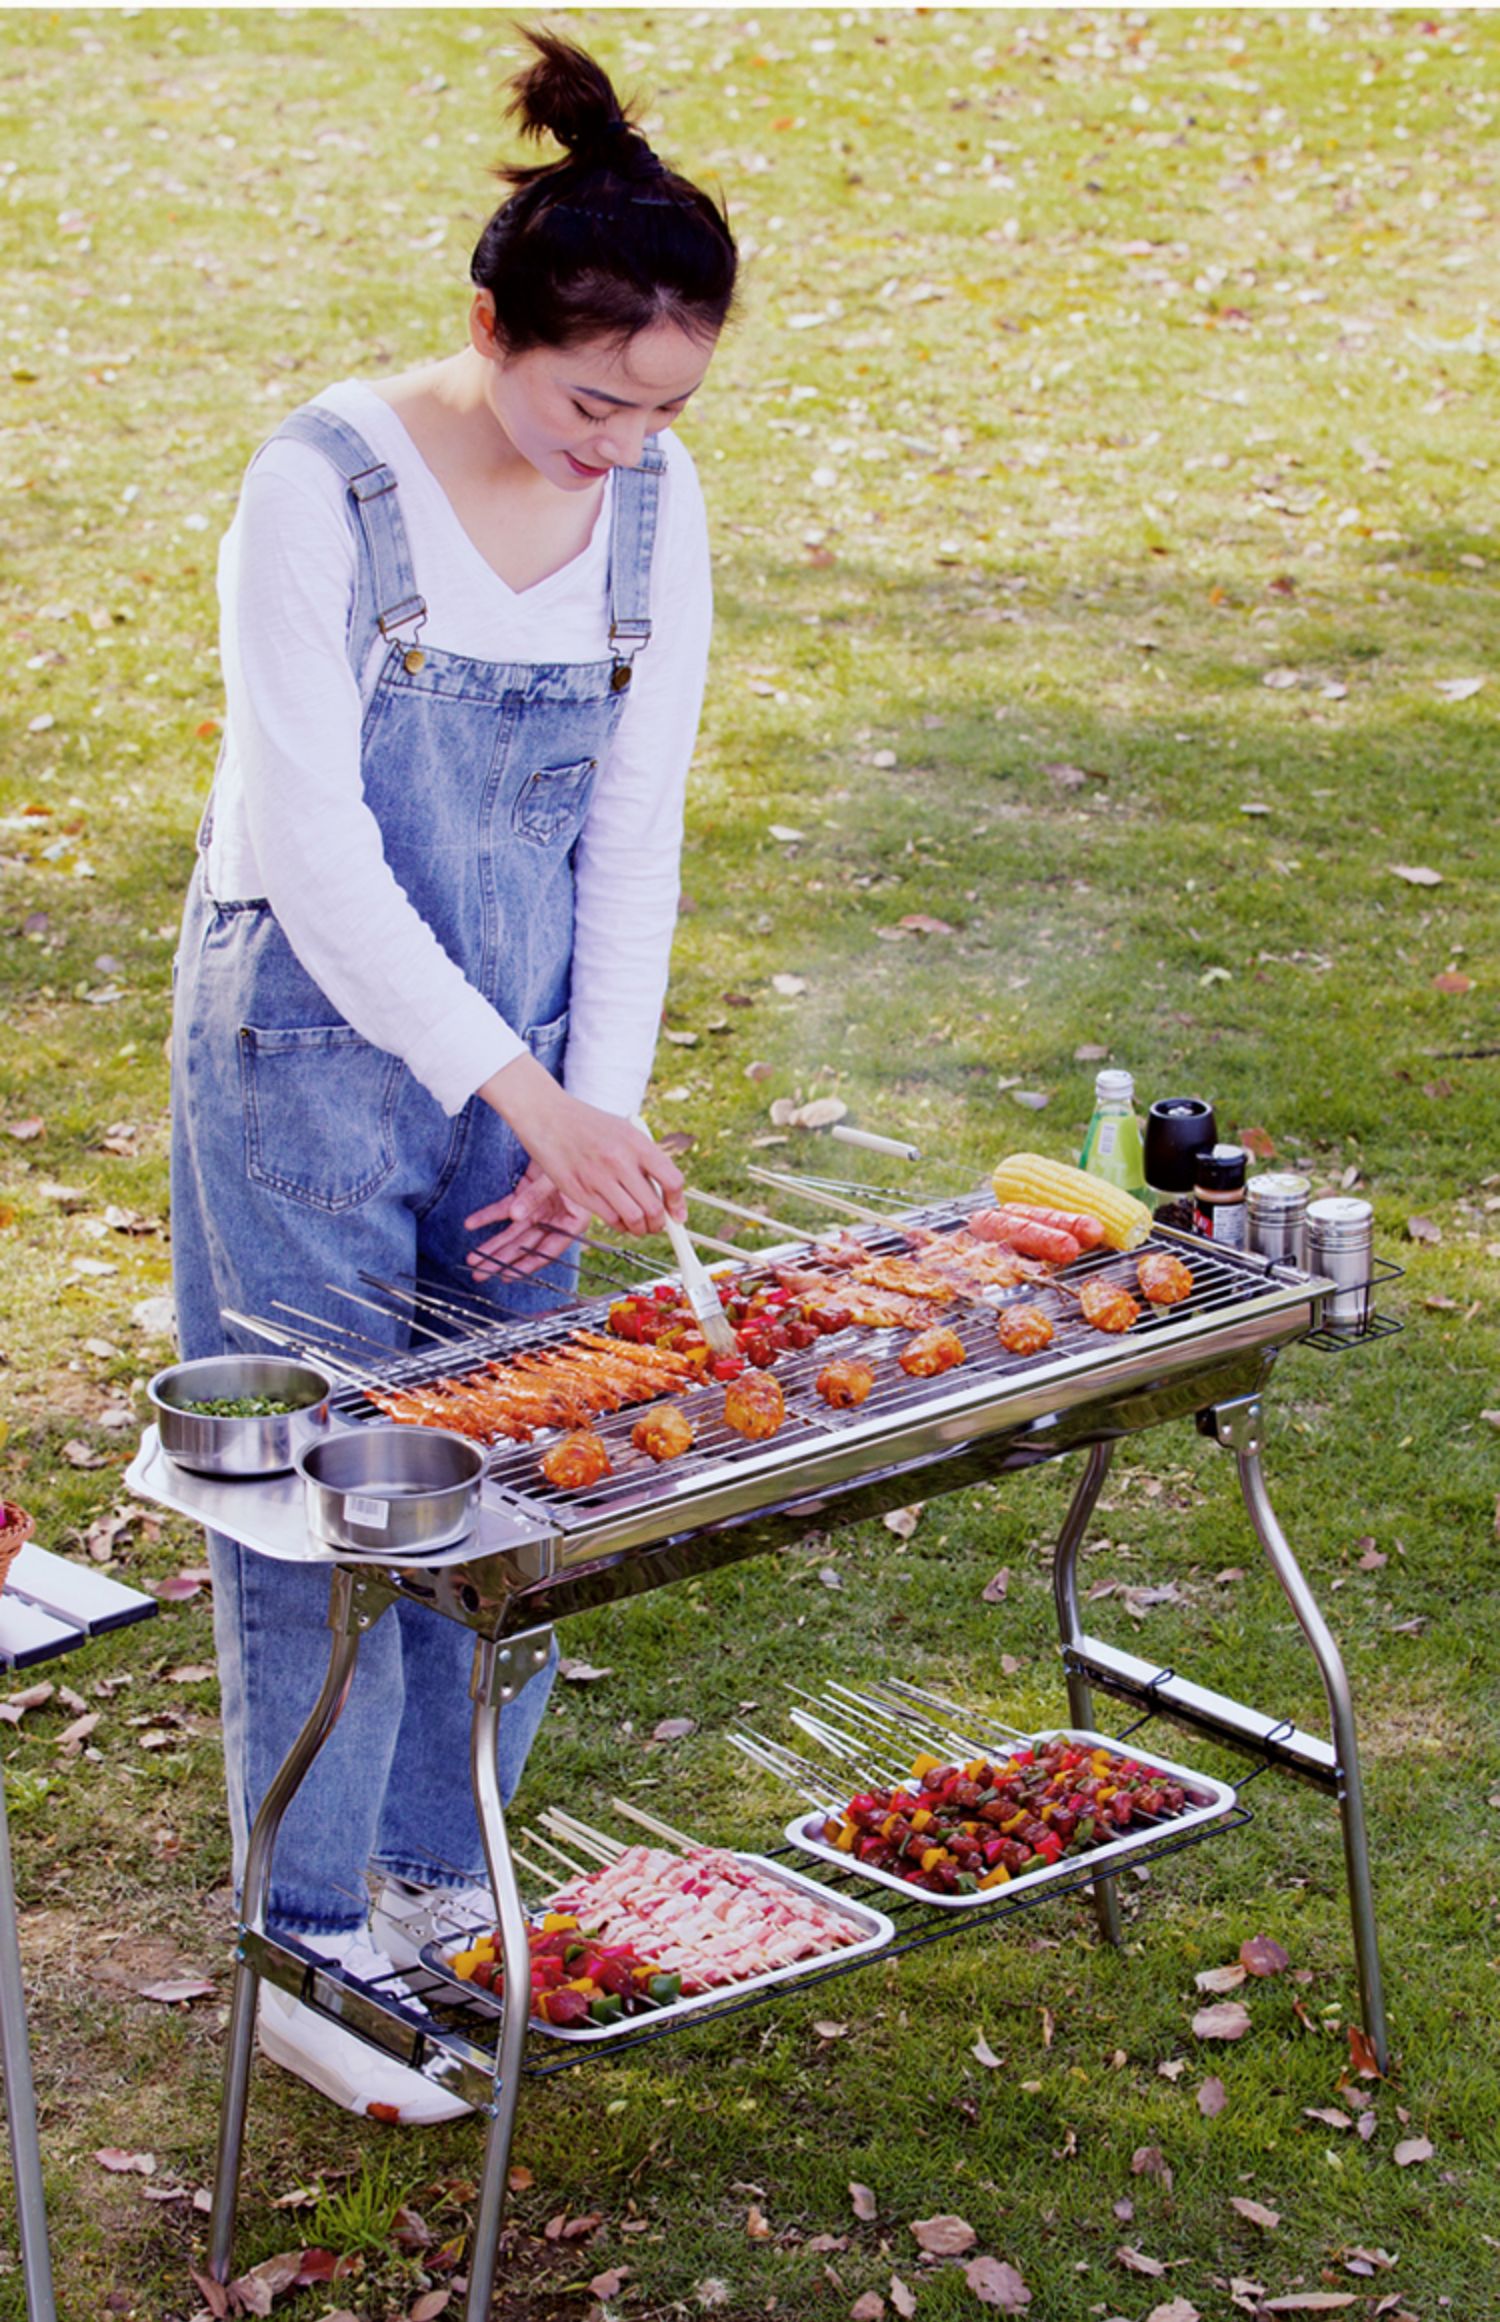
{"left": 1079, "top": 1069, "right": 1149, "bottom": 1206}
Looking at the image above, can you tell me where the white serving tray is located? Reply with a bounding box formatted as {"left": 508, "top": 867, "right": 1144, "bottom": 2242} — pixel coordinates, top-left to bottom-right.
{"left": 785, "top": 1728, "right": 1238, "bottom": 1910}
{"left": 421, "top": 1851, "right": 895, "bottom": 2042}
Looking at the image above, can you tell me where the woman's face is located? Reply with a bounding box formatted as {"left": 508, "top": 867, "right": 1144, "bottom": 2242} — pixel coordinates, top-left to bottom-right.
{"left": 473, "top": 301, "right": 716, "bottom": 489}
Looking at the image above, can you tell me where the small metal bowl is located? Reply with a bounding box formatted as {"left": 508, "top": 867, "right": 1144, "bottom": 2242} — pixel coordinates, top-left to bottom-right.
{"left": 149, "top": 1356, "right": 333, "bottom": 1479}
{"left": 297, "top": 1426, "right": 484, "bottom": 1557}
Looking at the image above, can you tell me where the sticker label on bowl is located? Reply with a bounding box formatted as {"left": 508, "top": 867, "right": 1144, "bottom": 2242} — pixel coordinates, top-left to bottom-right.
{"left": 344, "top": 1494, "right": 389, "bottom": 1529}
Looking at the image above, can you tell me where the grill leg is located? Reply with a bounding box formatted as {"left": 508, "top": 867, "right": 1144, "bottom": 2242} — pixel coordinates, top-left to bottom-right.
{"left": 1212, "top": 1398, "right": 1391, "bottom": 2073}
{"left": 1050, "top": 1442, "right": 1122, "bottom": 1946}
{"left": 463, "top": 1628, "right": 556, "bottom": 2322}
{"left": 209, "top": 1568, "right": 394, "bottom": 2285}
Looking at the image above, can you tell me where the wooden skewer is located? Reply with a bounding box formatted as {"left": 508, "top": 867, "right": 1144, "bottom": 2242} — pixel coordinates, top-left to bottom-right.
{"left": 539, "top": 1808, "right": 627, "bottom": 1862}
{"left": 609, "top": 1795, "right": 703, "bottom": 1853}
{"left": 509, "top": 1848, "right": 563, "bottom": 1895}
{"left": 517, "top": 1826, "right": 593, "bottom": 1882}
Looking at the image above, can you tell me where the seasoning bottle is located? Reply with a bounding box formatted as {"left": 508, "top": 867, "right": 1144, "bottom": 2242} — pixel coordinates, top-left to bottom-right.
{"left": 1306, "top": 1195, "right": 1375, "bottom": 1333}
{"left": 1246, "top": 1171, "right": 1311, "bottom": 1269}
{"left": 1079, "top": 1069, "right": 1149, "bottom": 1206}
{"left": 1192, "top": 1144, "right": 1249, "bottom": 1247}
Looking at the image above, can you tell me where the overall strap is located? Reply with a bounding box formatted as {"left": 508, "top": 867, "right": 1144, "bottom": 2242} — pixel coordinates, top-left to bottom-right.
{"left": 271, "top": 405, "right": 427, "bottom": 678}
{"left": 604, "top": 438, "right": 665, "bottom": 693}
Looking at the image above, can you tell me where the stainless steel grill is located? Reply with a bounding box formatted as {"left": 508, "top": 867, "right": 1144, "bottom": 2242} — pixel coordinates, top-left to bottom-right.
{"left": 127, "top": 1185, "right": 1394, "bottom": 2322}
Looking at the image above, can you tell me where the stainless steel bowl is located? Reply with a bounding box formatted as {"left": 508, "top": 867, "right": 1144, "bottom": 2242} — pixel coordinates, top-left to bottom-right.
{"left": 148, "top": 1356, "right": 333, "bottom": 1478}
{"left": 297, "top": 1426, "right": 484, "bottom": 1556}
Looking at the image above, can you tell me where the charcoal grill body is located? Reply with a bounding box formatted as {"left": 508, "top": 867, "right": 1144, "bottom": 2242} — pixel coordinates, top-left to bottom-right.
{"left": 127, "top": 1221, "right": 1390, "bottom": 2319}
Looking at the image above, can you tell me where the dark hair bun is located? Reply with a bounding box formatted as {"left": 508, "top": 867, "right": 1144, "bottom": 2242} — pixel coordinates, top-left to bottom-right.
{"left": 506, "top": 29, "right": 643, "bottom": 167}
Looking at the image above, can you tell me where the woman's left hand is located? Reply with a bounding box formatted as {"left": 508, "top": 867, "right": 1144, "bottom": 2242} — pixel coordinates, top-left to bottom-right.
{"left": 464, "top": 1161, "right": 590, "bottom": 1280}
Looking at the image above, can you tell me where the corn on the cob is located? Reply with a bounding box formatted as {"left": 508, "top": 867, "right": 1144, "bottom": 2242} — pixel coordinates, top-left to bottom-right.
{"left": 991, "top": 1153, "right": 1152, "bottom": 1252}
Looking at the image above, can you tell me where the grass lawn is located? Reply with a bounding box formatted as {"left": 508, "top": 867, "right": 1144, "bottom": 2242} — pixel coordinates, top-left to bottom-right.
{"left": 1, "top": 8, "right": 1497, "bottom": 2320}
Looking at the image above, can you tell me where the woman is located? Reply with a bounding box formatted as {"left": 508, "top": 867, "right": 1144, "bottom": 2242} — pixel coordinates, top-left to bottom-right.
{"left": 171, "top": 32, "right": 736, "bottom": 2121}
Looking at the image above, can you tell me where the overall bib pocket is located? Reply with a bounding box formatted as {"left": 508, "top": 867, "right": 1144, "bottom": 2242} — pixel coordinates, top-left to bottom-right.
{"left": 511, "top": 755, "right": 599, "bottom": 846}
{"left": 239, "top": 1023, "right": 404, "bottom": 1212}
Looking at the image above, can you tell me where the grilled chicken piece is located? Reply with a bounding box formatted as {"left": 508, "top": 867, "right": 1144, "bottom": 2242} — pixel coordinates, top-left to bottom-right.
{"left": 1136, "top": 1250, "right": 1194, "bottom": 1307}
{"left": 631, "top": 1403, "right": 695, "bottom": 1463}
{"left": 997, "top": 1302, "right": 1055, "bottom": 1357}
{"left": 723, "top": 1369, "right": 786, "bottom": 1441}
{"left": 1078, "top": 1278, "right": 1140, "bottom": 1334}
{"left": 898, "top": 1324, "right": 967, "bottom": 1378}
{"left": 816, "top": 1356, "right": 876, "bottom": 1409}
{"left": 539, "top": 1429, "right": 613, "bottom": 1490}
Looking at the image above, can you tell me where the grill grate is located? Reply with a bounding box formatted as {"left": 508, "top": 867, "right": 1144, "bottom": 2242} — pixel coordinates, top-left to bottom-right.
{"left": 312, "top": 1199, "right": 1319, "bottom": 1546}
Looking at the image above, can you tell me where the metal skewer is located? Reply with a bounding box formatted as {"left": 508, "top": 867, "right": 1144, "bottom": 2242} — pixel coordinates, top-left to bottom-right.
{"left": 217, "top": 1307, "right": 373, "bottom": 1386}
{"left": 685, "top": 1186, "right": 808, "bottom": 1242}
{"left": 744, "top": 1165, "right": 890, "bottom": 1225}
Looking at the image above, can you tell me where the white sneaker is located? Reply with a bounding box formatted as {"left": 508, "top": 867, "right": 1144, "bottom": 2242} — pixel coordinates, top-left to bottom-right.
{"left": 256, "top": 1929, "right": 472, "bottom": 2124}
{"left": 370, "top": 1877, "right": 497, "bottom": 1971}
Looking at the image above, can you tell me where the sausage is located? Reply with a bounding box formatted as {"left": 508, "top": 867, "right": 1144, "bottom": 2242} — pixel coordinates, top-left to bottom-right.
{"left": 967, "top": 1209, "right": 1082, "bottom": 1265}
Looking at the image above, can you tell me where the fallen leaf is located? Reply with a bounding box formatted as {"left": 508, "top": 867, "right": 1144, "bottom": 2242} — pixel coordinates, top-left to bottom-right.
{"left": 1147, "top": 2303, "right": 1202, "bottom": 2322}
{"left": 805, "top": 2235, "right": 848, "bottom": 2254}
{"left": 1405, "top": 1215, "right": 1442, "bottom": 1244}
{"left": 769, "top": 825, "right": 804, "bottom": 844}
{"left": 1239, "top": 1126, "right": 1277, "bottom": 1160}
{"left": 972, "top": 2033, "right": 1004, "bottom": 2070}
{"left": 1347, "top": 2024, "right": 1385, "bottom": 2078}
{"left": 770, "top": 973, "right": 808, "bottom": 998}
{"left": 1196, "top": 1964, "right": 1248, "bottom": 1994}
{"left": 1193, "top": 2001, "right": 1252, "bottom": 2041}
{"left": 1434, "top": 676, "right": 1484, "bottom": 701}
{"left": 94, "top": 2148, "right": 156, "bottom": 2174}
{"left": 1116, "top": 2246, "right": 1167, "bottom": 2276}
{"left": 891, "top": 2279, "right": 917, "bottom": 2320}
{"left": 1239, "top": 1935, "right": 1291, "bottom": 1977}
{"left": 1392, "top": 2135, "right": 1433, "bottom": 2167}
{"left": 1432, "top": 972, "right": 1472, "bottom": 995}
{"left": 1113, "top": 2197, "right": 1135, "bottom": 2223}
{"left": 5, "top": 1117, "right": 45, "bottom": 1142}
{"left": 1045, "top": 760, "right": 1088, "bottom": 790}
{"left": 409, "top": 2292, "right": 452, "bottom": 2321}
{"left": 57, "top": 1711, "right": 101, "bottom": 1755}
{"left": 851, "top": 2297, "right": 886, "bottom": 2322}
{"left": 1012, "top": 1090, "right": 1049, "bottom": 1114}
{"left": 61, "top": 1439, "right": 106, "bottom": 1469}
{"left": 137, "top": 1978, "right": 216, "bottom": 2004}
{"left": 164, "top": 1663, "right": 216, "bottom": 1684}
{"left": 153, "top": 1572, "right": 206, "bottom": 1602}
{"left": 910, "top": 2213, "right": 975, "bottom": 2257}
{"left": 964, "top": 2255, "right": 1032, "bottom": 2310}
{"left": 899, "top": 913, "right": 955, "bottom": 936}
{"left": 557, "top": 1659, "right": 613, "bottom": 1683}
{"left": 1261, "top": 2298, "right": 1357, "bottom": 2314}
{"left": 1230, "top": 2196, "right": 1280, "bottom": 2230}
{"left": 815, "top": 2021, "right": 850, "bottom": 2041}
{"left": 882, "top": 1506, "right": 923, "bottom": 1541}
{"left": 1197, "top": 2077, "right": 1227, "bottom": 2117}
{"left": 1304, "top": 2107, "right": 1354, "bottom": 2131}
{"left": 1389, "top": 864, "right": 1443, "bottom": 887}
{"left": 1132, "top": 2146, "right": 1173, "bottom": 2190}
{"left": 189, "top": 2272, "right": 232, "bottom": 2320}
{"left": 981, "top": 1567, "right": 1010, "bottom": 1604}
{"left": 850, "top": 2183, "right": 879, "bottom": 2223}
{"left": 1262, "top": 667, "right": 1301, "bottom": 689}
{"left": 560, "top": 2212, "right": 603, "bottom": 2240}
{"left": 1158, "top": 2058, "right": 1188, "bottom": 2081}
{"left": 651, "top": 1716, "right": 696, "bottom": 1742}
{"left": 794, "top": 1097, "right": 849, "bottom": 1130}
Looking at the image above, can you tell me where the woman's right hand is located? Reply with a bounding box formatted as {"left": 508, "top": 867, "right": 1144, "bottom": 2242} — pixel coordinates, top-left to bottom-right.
{"left": 475, "top": 1051, "right": 687, "bottom": 1238}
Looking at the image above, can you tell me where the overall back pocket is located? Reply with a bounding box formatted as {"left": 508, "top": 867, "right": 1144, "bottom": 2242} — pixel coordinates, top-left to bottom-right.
{"left": 239, "top": 1023, "right": 404, "bottom": 1213}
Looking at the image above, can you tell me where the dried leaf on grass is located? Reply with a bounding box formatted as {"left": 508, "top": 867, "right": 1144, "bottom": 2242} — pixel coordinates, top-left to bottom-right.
{"left": 95, "top": 2147, "right": 155, "bottom": 2174}
{"left": 1193, "top": 2000, "right": 1251, "bottom": 2041}
{"left": 1392, "top": 2135, "right": 1434, "bottom": 2166}
{"left": 1195, "top": 1963, "right": 1248, "bottom": 1994}
{"left": 651, "top": 1716, "right": 696, "bottom": 1742}
{"left": 1261, "top": 2297, "right": 1358, "bottom": 2313}
{"left": 1305, "top": 2106, "right": 1354, "bottom": 2131}
{"left": 850, "top": 2183, "right": 879, "bottom": 2223}
{"left": 1146, "top": 2302, "right": 1201, "bottom": 2322}
{"left": 557, "top": 1659, "right": 612, "bottom": 1684}
{"left": 1240, "top": 1934, "right": 1291, "bottom": 1976}
{"left": 882, "top": 1506, "right": 923, "bottom": 1541}
{"left": 971, "top": 2033, "right": 1003, "bottom": 2070}
{"left": 964, "top": 2254, "right": 1032, "bottom": 2309}
{"left": 890, "top": 2279, "right": 917, "bottom": 2318}
{"left": 137, "top": 1977, "right": 216, "bottom": 2004}
{"left": 981, "top": 1567, "right": 1010, "bottom": 1604}
{"left": 910, "top": 2213, "right": 976, "bottom": 2256}
{"left": 1132, "top": 2146, "right": 1173, "bottom": 2190}
{"left": 587, "top": 2269, "right": 628, "bottom": 2301}
{"left": 1230, "top": 2196, "right": 1281, "bottom": 2229}
{"left": 1115, "top": 2246, "right": 1166, "bottom": 2276}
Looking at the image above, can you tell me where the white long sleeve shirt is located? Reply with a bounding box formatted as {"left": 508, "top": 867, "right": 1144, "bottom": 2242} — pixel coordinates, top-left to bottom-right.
{"left": 205, "top": 380, "right": 710, "bottom": 1118}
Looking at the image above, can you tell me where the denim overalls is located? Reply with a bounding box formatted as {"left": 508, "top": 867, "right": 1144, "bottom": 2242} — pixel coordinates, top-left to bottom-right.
{"left": 170, "top": 406, "right": 664, "bottom": 1931}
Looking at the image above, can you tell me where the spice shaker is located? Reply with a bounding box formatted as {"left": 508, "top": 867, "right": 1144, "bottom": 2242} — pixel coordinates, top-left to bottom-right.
{"left": 1192, "top": 1144, "right": 1249, "bottom": 1247}
{"left": 1306, "top": 1195, "right": 1375, "bottom": 1333}
{"left": 1246, "top": 1171, "right": 1311, "bottom": 1269}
